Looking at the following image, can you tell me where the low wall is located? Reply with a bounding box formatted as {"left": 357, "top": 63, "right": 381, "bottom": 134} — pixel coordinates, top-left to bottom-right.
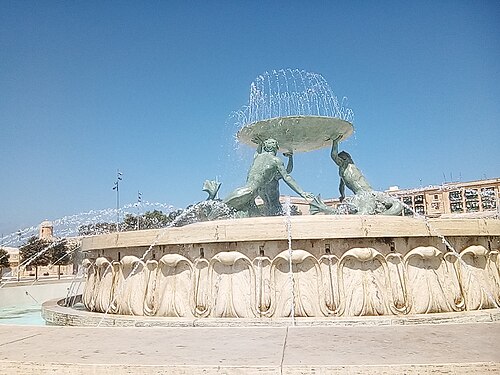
{"left": 0, "top": 280, "right": 83, "bottom": 308}
{"left": 72, "top": 216, "right": 500, "bottom": 321}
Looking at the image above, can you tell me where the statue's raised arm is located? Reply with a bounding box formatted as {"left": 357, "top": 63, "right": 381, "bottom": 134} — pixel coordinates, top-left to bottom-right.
{"left": 330, "top": 136, "right": 344, "bottom": 166}
{"left": 251, "top": 136, "right": 264, "bottom": 158}
{"left": 283, "top": 150, "right": 294, "bottom": 174}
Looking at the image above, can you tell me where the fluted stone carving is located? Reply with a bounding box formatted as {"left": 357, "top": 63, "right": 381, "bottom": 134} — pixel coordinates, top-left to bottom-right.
{"left": 82, "top": 259, "right": 96, "bottom": 311}
{"left": 94, "top": 257, "right": 115, "bottom": 313}
{"left": 151, "top": 254, "right": 195, "bottom": 317}
{"left": 457, "top": 246, "right": 500, "bottom": 310}
{"left": 404, "top": 247, "right": 462, "bottom": 314}
{"left": 268, "top": 250, "right": 328, "bottom": 317}
{"left": 82, "top": 245, "right": 500, "bottom": 318}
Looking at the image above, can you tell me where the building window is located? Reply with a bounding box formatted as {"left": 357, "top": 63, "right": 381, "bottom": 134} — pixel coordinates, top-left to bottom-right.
{"left": 465, "top": 200, "right": 479, "bottom": 212}
{"left": 402, "top": 196, "right": 413, "bottom": 205}
{"left": 465, "top": 189, "right": 479, "bottom": 212}
{"left": 414, "top": 195, "right": 424, "bottom": 204}
{"left": 465, "top": 189, "right": 478, "bottom": 199}
{"left": 402, "top": 196, "right": 413, "bottom": 216}
{"left": 414, "top": 195, "right": 425, "bottom": 215}
{"left": 449, "top": 190, "right": 461, "bottom": 201}
{"left": 481, "top": 187, "right": 497, "bottom": 210}
{"left": 414, "top": 205, "right": 425, "bottom": 215}
{"left": 449, "top": 190, "right": 463, "bottom": 213}
{"left": 448, "top": 190, "right": 464, "bottom": 213}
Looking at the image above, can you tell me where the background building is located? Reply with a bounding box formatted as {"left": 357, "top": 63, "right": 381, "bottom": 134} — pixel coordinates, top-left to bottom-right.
{"left": 388, "top": 178, "right": 500, "bottom": 218}
{"left": 0, "top": 247, "right": 19, "bottom": 278}
{"left": 1, "top": 221, "right": 75, "bottom": 281}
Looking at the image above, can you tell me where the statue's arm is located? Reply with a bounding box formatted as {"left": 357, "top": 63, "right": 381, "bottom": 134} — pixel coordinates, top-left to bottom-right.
{"left": 277, "top": 162, "right": 314, "bottom": 199}
{"left": 330, "top": 137, "right": 342, "bottom": 166}
{"left": 252, "top": 136, "right": 263, "bottom": 158}
{"left": 283, "top": 151, "right": 293, "bottom": 173}
{"left": 339, "top": 179, "right": 346, "bottom": 202}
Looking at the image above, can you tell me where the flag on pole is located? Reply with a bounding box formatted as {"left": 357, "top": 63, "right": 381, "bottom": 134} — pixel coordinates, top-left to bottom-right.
{"left": 112, "top": 182, "right": 118, "bottom": 190}
{"left": 138, "top": 191, "right": 142, "bottom": 203}
{"left": 117, "top": 170, "right": 123, "bottom": 180}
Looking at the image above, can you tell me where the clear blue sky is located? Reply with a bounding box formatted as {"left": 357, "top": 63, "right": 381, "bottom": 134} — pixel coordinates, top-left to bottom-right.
{"left": 1, "top": 1, "right": 499, "bottom": 237}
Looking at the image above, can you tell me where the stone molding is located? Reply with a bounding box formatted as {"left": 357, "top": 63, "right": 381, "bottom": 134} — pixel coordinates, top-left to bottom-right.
{"left": 80, "top": 216, "right": 500, "bottom": 250}
{"left": 81, "top": 244, "right": 500, "bottom": 318}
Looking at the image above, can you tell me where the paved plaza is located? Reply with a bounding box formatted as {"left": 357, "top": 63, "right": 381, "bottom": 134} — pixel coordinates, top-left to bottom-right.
{"left": 0, "top": 321, "right": 499, "bottom": 374}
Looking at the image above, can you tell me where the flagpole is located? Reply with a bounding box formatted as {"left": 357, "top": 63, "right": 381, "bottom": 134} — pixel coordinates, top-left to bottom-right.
{"left": 116, "top": 179, "right": 119, "bottom": 231}
{"left": 137, "top": 191, "right": 142, "bottom": 231}
{"left": 113, "top": 170, "right": 123, "bottom": 232}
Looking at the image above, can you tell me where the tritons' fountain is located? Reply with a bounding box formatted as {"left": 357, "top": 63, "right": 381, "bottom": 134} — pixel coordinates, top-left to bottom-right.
{"left": 42, "top": 69, "right": 500, "bottom": 326}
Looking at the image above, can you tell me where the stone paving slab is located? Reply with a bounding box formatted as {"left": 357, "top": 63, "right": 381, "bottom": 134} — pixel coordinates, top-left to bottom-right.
{"left": 283, "top": 324, "right": 500, "bottom": 366}
{"left": 0, "top": 323, "right": 499, "bottom": 374}
{"left": 0, "top": 326, "right": 285, "bottom": 366}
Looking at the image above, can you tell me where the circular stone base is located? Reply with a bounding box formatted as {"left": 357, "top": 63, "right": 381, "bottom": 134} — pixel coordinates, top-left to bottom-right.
{"left": 42, "top": 298, "right": 500, "bottom": 327}
{"left": 237, "top": 115, "right": 354, "bottom": 152}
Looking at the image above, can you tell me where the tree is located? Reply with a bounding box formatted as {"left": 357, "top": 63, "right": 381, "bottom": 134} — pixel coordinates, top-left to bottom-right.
{"left": 122, "top": 210, "right": 183, "bottom": 231}
{"left": 140, "top": 210, "right": 170, "bottom": 229}
{"left": 79, "top": 209, "right": 184, "bottom": 235}
{"left": 65, "top": 239, "right": 82, "bottom": 275}
{"left": 19, "top": 236, "right": 51, "bottom": 279}
{"left": 122, "top": 213, "right": 138, "bottom": 231}
{"left": 78, "top": 222, "right": 117, "bottom": 236}
{"left": 48, "top": 239, "right": 71, "bottom": 279}
{"left": 0, "top": 247, "right": 10, "bottom": 278}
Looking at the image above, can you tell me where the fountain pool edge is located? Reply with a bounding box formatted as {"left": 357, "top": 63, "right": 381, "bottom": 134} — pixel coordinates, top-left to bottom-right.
{"left": 42, "top": 297, "right": 500, "bottom": 327}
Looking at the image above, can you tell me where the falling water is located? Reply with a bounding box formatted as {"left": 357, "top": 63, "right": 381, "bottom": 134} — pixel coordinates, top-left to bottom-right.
{"left": 64, "top": 266, "right": 86, "bottom": 307}
{"left": 0, "top": 201, "right": 176, "bottom": 247}
{"left": 230, "top": 68, "right": 354, "bottom": 130}
{"left": 0, "top": 201, "right": 178, "bottom": 304}
{"left": 283, "top": 196, "right": 296, "bottom": 325}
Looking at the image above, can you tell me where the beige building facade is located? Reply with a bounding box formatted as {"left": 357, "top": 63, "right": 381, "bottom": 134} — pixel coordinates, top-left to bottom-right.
{"left": 388, "top": 177, "right": 500, "bottom": 217}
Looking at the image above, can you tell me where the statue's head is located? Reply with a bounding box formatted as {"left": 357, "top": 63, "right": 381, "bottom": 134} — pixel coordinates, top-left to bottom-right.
{"left": 263, "top": 138, "right": 279, "bottom": 154}
{"left": 338, "top": 151, "right": 353, "bottom": 163}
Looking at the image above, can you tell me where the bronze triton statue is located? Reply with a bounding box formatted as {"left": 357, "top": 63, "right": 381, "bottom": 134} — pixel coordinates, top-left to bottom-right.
{"left": 313, "top": 136, "right": 403, "bottom": 216}
{"left": 223, "top": 138, "right": 314, "bottom": 216}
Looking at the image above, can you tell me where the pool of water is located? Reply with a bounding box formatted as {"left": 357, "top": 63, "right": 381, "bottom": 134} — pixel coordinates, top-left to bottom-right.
{"left": 0, "top": 305, "right": 46, "bottom": 326}
{"left": 0, "top": 279, "right": 83, "bottom": 326}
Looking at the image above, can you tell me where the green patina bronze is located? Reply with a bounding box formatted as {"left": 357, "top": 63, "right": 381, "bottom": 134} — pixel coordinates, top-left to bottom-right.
{"left": 223, "top": 138, "right": 314, "bottom": 216}
{"left": 311, "top": 137, "right": 403, "bottom": 216}
{"left": 237, "top": 115, "right": 353, "bottom": 153}
{"left": 204, "top": 115, "right": 402, "bottom": 217}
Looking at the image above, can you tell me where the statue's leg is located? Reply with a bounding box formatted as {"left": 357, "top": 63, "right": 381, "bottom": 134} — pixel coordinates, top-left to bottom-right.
{"left": 223, "top": 186, "right": 255, "bottom": 212}
{"left": 380, "top": 197, "right": 404, "bottom": 216}
{"left": 258, "top": 182, "right": 282, "bottom": 216}
{"left": 247, "top": 200, "right": 261, "bottom": 217}
{"left": 355, "top": 192, "right": 377, "bottom": 215}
